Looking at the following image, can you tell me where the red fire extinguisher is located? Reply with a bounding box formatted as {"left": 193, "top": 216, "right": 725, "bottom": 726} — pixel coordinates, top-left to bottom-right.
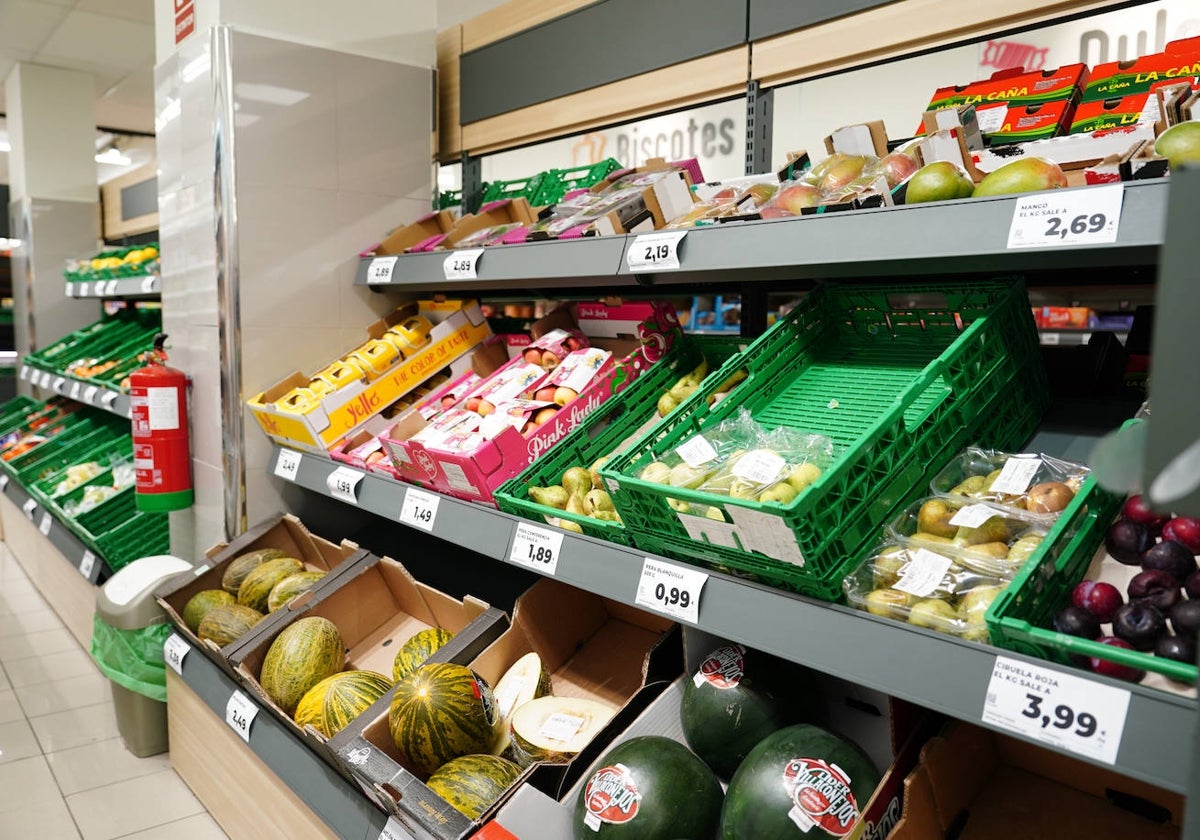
{"left": 131, "top": 334, "right": 194, "bottom": 511}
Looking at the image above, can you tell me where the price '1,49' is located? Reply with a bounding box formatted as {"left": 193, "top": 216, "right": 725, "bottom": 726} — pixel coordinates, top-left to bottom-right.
{"left": 1045, "top": 213, "right": 1106, "bottom": 239}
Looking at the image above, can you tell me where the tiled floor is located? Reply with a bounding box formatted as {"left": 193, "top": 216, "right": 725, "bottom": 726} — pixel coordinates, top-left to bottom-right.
{"left": 0, "top": 544, "right": 229, "bottom": 840}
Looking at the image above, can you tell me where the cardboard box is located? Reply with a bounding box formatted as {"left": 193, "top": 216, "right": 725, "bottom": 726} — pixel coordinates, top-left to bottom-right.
{"left": 987, "top": 98, "right": 1076, "bottom": 145}
{"left": 1071, "top": 92, "right": 1162, "bottom": 134}
{"left": 435, "top": 199, "right": 539, "bottom": 250}
{"left": 891, "top": 721, "right": 1182, "bottom": 839}
{"left": 1032, "top": 306, "right": 1095, "bottom": 329}
{"left": 372, "top": 209, "right": 457, "bottom": 257}
{"left": 331, "top": 578, "right": 683, "bottom": 840}
{"left": 1084, "top": 36, "right": 1200, "bottom": 101}
{"left": 825, "top": 120, "right": 890, "bottom": 157}
{"left": 247, "top": 300, "right": 491, "bottom": 455}
{"left": 971, "top": 121, "right": 1157, "bottom": 176}
{"left": 228, "top": 552, "right": 503, "bottom": 781}
{"left": 154, "top": 514, "right": 361, "bottom": 679}
{"left": 927, "top": 64, "right": 1090, "bottom": 112}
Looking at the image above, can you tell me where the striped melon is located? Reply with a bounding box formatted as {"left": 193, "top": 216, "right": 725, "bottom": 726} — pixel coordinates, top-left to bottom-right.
{"left": 221, "top": 547, "right": 288, "bottom": 594}
{"left": 509, "top": 696, "right": 617, "bottom": 768}
{"left": 393, "top": 627, "right": 455, "bottom": 682}
{"left": 260, "top": 616, "right": 346, "bottom": 715}
{"left": 267, "top": 571, "right": 326, "bottom": 612}
{"left": 237, "top": 557, "right": 303, "bottom": 612}
{"left": 426, "top": 754, "right": 522, "bottom": 820}
{"left": 389, "top": 663, "right": 500, "bottom": 778}
{"left": 490, "top": 652, "right": 552, "bottom": 756}
{"left": 294, "top": 670, "right": 392, "bottom": 738}
{"left": 197, "top": 603, "right": 263, "bottom": 648}
{"left": 182, "top": 589, "right": 235, "bottom": 633}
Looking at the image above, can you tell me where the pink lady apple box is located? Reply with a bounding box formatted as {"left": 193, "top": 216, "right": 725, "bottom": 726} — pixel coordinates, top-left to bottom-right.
{"left": 388, "top": 301, "right": 681, "bottom": 504}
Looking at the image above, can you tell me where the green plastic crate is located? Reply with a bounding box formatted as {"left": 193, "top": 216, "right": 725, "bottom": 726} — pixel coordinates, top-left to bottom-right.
{"left": 27, "top": 313, "right": 158, "bottom": 373}
{"left": 9, "top": 421, "right": 126, "bottom": 485}
{"left": 481, "top": 174, "right": 546, "bottom": 204}
{"left": 531, "top": 159, "right": 622, "bottom": 207}
{"left": 0, "top": 396, "right": 40, "bottom": 429}
{"left": 0, "top": 412, "right": 103, "bottom": 475}
{"left": 600, "top": 280, "right": 1049, "bottom": 599}
{"left": 29, "top": 439, "right": 132, "bottom": 502}
{"left": 495, "top": 334, "right": 747, "bottom": 544}
{"left": 91, "top": 508, "right": 170, "bottom": 572}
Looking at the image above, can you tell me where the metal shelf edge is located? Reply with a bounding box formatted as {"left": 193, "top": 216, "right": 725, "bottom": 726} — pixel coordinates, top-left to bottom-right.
{"left": 0, "top": 473, "right": 111, "bottom": 583}
{"left": 63, "top": 276, "right": 161, "bottom": 299}
{"left": 18, "top": 365, "right": 131, "bottom": 418}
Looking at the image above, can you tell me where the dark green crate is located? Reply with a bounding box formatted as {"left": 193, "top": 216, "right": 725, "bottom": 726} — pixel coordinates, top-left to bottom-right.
{"left": 531, "top": 159, "right": 622, "bottom": 207}
{"left": 73, "top": 485, "right": 140, "bottom": 536}
{"left": 92, "top": 511, "right": 170, "bottom": 572}
{"left": 11, "top": 422, "right": 126, "bottom": 485}
{"left": 495, "top": 334, "right": 747, "bottom": 544}
{"left": 30, "top": 439, "right": 132, "bottom": 502}
{"left": 481, "top": 174, "right": 546, "bottom": 204}
{"left": 599, "top": 280, "right": 1049, "bottom": 598}
{"left": 0, "top": 408, "right": 86, "bottom": 458}
{"left": 0, "top": 396, "right": 38, "bottom": 427}
{"left": 4, "top": 417, "right": 110, "bottom": 476}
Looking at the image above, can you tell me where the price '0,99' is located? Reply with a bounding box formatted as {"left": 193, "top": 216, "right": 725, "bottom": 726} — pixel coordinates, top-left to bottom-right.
{"left": 1045, "top": 213, "right": 1106, "bottom": 239}
{"left": 1021, "top": 692, "right": 1097, "bottom": 738}
{"left": 655, "top": 582, "right": 689, "bottom": 609}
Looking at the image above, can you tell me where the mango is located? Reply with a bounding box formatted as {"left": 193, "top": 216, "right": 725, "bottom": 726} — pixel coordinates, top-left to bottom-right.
{"left": 974, "top": 157, "right": 1067, "bottom": 197}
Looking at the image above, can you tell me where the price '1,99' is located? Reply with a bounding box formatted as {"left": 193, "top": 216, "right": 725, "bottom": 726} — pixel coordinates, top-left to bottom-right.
{"left": 1045, "top": 213, "right": 1106, "bottom": 239}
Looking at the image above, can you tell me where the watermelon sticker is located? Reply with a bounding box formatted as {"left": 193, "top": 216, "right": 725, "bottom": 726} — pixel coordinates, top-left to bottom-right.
{"left": 583, "top": 763, "right": 641, "bottom": 831}
{"left": 782, "top": 758, "right": 860, "bottom": 837}
{"left": 694, "top": 643, "right": 746, "bottom": 689}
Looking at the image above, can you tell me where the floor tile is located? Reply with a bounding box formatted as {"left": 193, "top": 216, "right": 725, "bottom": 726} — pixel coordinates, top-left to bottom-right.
{"left": 67, "top": 768, "right": 204, "bottom": 840}
{"left": 0, "top": 664, "right": 10, "bottom": 691}
{"left": 0, "top": 754, "right": 63, "bottom": 811}
{"left": 15, "top": 670, "right": 113, "bottom": 718}
{"left": 112, "top": 812, "right": 229, "bottom": 840}
{"left": 5, "top": 646, "right": 98, "bottom": 687}
{"left": 0, "top": 606, "right": 64, "bottom": 638}
{"left": 0, "top": 794, "right": 82, "bottom": 838}
{"left": 0, "top": 687, "right": 23, "bottom": 723}
{"left": 0, "top": 625, "right": 79, "bottom": 662}
{"left": 30, "top": 702, "right": 120, "bottom": 753}
{"left": 0, "top": 587, "right": 50, "bottom": 616}
{"left": 0, "top": 718, "right": 43, "bottom": 765}
{"left": 47, "top": 736, "right": 172, "bottom": 796}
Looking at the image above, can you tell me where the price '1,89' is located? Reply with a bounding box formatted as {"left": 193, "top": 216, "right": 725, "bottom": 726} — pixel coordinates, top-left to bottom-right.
{"left": 655, "top": 583, "right": 689, "bottom": 609}
{"left": 1045, "top": 213, "right": 1106, "bottom": 239}
{"left": 1021, "top": 693, "right": 1097, "bottom": 738}
{"left": 527, "top": 544, "right": 554, "bottom": 564}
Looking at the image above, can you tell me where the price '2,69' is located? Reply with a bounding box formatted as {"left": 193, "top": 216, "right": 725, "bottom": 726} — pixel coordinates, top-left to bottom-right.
{"left": 1021, "top": 692, "right": 1097, "bottom": 738}
{"left": 655, "top": 583, "right": 690, "bottom": 609}
{"left": 1045, "top": 213, "right": 1106, "bottom": 239}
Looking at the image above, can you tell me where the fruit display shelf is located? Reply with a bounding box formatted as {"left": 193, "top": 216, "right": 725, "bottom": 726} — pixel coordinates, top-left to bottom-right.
{"left": 356, "top": 180, "right": 1167, "bottom": 291}
{"left": 64, "top": 275, "right": 161, "bottom": 299}
{"left": 268, "top": 439, "right": 1194, "bottom": 795}
{"left": 16, "top": 364, "right": 131, "bottom": 419}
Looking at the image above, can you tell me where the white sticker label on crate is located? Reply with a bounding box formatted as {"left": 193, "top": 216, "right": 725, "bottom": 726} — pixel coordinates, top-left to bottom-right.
{"left": 627, "top": 231, "right": 687, "bottom": 272}
{"left": 52, "top": 377, "right": 65, "bottom": 393}
{"left": 1007, "top": 183, "right": 1123, "bottom": 249}
{"left": 163, "top": 634, "right": 189, "bottom": 675}
{"left": 442, "top": 249, "right": 484, "bottom": 280}
{"left": 366, "top": 256, "right": 398, "bottom": 284}
{"left": 80, "top": 282, "right": 91, "bottom": 297}
{"left": 399, "top": 487, "right": 440, "bottom": 531}
{"left": 274, "top": 448, "right": 302, "bottom": 482}
{"left": 225, "top": 690, "right": 258, "bottom": 743}
{"left": 22, "top": 498, "right": 37, "bottom": 519}
{"left": 727, "top": 506, "right": 807, "bottom": 568}
{"left": 79, "top": 551, "right": 96, "bottom": 579}
{"left": 988, "top": 456, "right": 1042, "bottom": 495}
{"left": 326, "top": 466, "right": 364, "bottom": 504}
{"left": 982, "top": 655, "right": 1130, "bottom": 765}
{"left": 83, "top": 386, "right": 99, "bottom": 404}
{"left": 949, "top": 503, "right": 1000, "bottom": 529}
{"left": 539, "top": 712, "right": 585, "bottom": 743}
{"left": 64, "top": 282, "right": 74, "bottom": 297}
{"left": 38, "top": 511, "right": 52, "bottom": 536}
{"left": 105, "top": 280, "right": 119, "bottom": 296}
{"left": 39, "top": 371, "right": 52, "bottom": 388}
{"left": 635, "top": 558, "right": 705, "bottom": 624}
{"left": 438, "top": 460, "right": 476, "bottom": 495}
{"left": 894, "top": 549, "right": 954, "bottom": 597}
{"left": 509, "top": 521, "right": 563, "bottom": 575}
{"left": 378, "top": 817, "right": 418, "bottom": 840}
{"left": 975, "top": 105, "right": 1008, "bottom": 134}
{"left": 100, "top": 391, "right": 118, "bottom": 410}
{"left": 675, "top": 434, "right": 718, "bottom": 468}
{"left": 732, "top": 450, "right": 787, "bottom": 485}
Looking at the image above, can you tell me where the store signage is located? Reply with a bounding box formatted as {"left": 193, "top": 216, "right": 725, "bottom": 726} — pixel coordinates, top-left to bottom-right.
{"left": 366, "top": 257, "right": 398, "bottom": 284}
{"left": 326, "top": 466, "right": 364, "bottom": 504}
{"left": 274, "top": 448, "right": 302, "bottom": 482}
{"left": 443, "top": 249, "right": 483, "bottom": 281}
{"left": 627, "top": 232, "right": 687, "bottom": 273}
{"left": 225, "top": 690, "right": 258, "bottom": 743}
{"left": 175, "top": 0, "right": 195, "bottom": 45}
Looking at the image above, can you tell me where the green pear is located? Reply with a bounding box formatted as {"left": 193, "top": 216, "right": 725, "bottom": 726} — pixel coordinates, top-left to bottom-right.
{"left": 589, "top": 456, "right": 609, "bottom": 489}
{"left": 529, "top": 485, "right": 569, "bottom": 510}
{"left": 872, "top": 546, "right": 908, "bottom": 589}
{"left": 962, "top": 541, "right": 1010, "bottom": 561}
{"left": 669, "top": 462, "right": 711, "bottom": 489}
{"left": 639, "top": 462, "right": 671, "bottom": 484}
{"left": 950, "top": 474, "right": 987, "bottom": 497}
{"left": 864, "top": 589, "right": 914, "bottom": 617}
{"left": 954, "top": 517, "right": 1011, "bottom": 546}
{"left": 917, "top": 499, "right": 958, "bottom": 539}
{"left": 585, "top": 489, "right": 614, "bottom": 513}
{"left": 958, "top": 585, "right": 1004, "bottom": 627}
{"left": 566, "top": 493, "right": 587, "bottom": 516}
{"left": 908, "top": 599, "right": 958, "bottom": 631}
{"left": 591, "top": 509, "right": 621, "bottom": 523}
{"left": 562, "top": 467, "right": 592, "bottom": 497}
{"left": 1006, "top": 534, "right": 1044, "bottom": 564}
{"left": 667, "top": 497, "right": 691, "bottom": 513}
{"left": 759, "top": 481, "right": 798, "bottom": 505}
{"left": 786, "top": 462, "right": 822, "bottom": 493}
{"left": 555, "top": 518, "right": 584, "bottom": 534}
{"left": 657, "top": 392, "right": 679, "bottom": 417}
{"left": 704, "top": 506, "right": 726, "bottom": 522}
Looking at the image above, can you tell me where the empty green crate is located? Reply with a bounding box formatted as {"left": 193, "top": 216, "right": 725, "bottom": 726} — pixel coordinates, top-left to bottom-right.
{"left": 482, "top": 174, "right": 546, "bottom": 204}
{"left": 0, "top": 396, "right": 39, "bottom": 428}
{"left": 531, "top": 159, "right": 622, "bottom": 207}
{"left": 92, "top": 510, "right": 170, "bottom": 572}
{"left": 600, "top": 280, "right": 1049, "bottom": 599}
{"left": 495, "top": 334, "right": 747, "bottom": 544}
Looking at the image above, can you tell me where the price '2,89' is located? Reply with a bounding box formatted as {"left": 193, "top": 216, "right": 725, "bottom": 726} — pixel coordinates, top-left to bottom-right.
{"left": 1021, "top": 692, "right": 1097, "bottom": 738}
{"left": 1045, "top": 213, "right": 1106, "bottom": 239}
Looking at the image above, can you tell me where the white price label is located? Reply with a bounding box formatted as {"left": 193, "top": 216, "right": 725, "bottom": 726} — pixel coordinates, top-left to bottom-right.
{"left": 539, "top": 712, "right": 585, "bottom": 742}
{"left": 163, "top": 634, "right": 189, "bottom": 675}
{"left": 52, "top": 377, "right": 65, "bottom": 393}
{"left": 442, "top": 249, "right": 484, "bottom": 280}
{"left": 38, "top": 511, "right": 52, "bottom": 536}
{"left": 80, "top": 282, "right": 90, "bottom": 297}
{"left": 1007, "top": 184, "right": 1123, "bottom": 249}
{"left": 635, "top": 558, "right": 706, "bottom": 624}
{"left": 975, "top": 105, "right": 1008, "bottom": 134}
{"left": 326, "top": 466, "right": 364, "bottom": 504}
{"left": 141, "top": 276, "right": 157, "bottom": 294}
{"left": 399, "top": 487, "right": 440, "bottom": 531}
{"left": 509, "top": 522, "right": 563, "bottom": 575}
{"left": 83, "top": 386, "right": 99, "bottom": 404}
{"left": 22, "top": 498, "right": 37, "bottom": 519}
{"left": 19, "top": 365, "right": 29, "bottom": 381}
{"left": 378, "top": 817, "right": 417, "bottom": 840}
{"left": 366, "top": 256, "right": 398, "bottom": 284}
{"left": 982, "top": 655, "right": 1130, "bottom": 765}
{"left": 100, "top": 391, "right": 118, "bottom": 410}
{"left": 105, "top": 280, "right": 119, "bottom": 296}
{"left": 70, "top": 381, "right": 82, "bottom": 400}
{"left": 732, "top": 449, "right": 787, "bottom": 485}
{"left": 39, "top": 372, "right": 52, "bottom": 388}
{"left": 0, "top": 474, "right": 9, "bottom": 492}
{"left": 626, "top": 231, "right": 687, "bottom": 272}
{"left": 79, "top": 551, "right": 96, "bottom": 579}
{"left": 949, "top": 503, "right": 1001, "bottom": 528}
{"left": 989, "top": 456, "right": 1043, "bottom": 495}
{"left": 225, "top": 690, "right": 259, "bottom": 743}
{"left": 894, "top": 548, "right": 954, "bottom": 597}
{"left": 675, "top": 434, "right": 717, "bottom": 468}
{"left": 64, "top": 283, "right": 74, "bottom": 297}
{"left": 274, "top": 448, "right": 302, "bottom": 482}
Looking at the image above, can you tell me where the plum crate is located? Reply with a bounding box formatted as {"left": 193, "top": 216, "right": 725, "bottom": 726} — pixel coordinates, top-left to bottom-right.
{"left": 599, "top": 279, "right": 1048, "bottom": 600}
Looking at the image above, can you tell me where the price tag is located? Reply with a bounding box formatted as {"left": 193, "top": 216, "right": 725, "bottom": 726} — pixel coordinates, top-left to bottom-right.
{"left": 442, "top": 249, "right": 484, "bottom": 281}
{"left": 79, "top": 282, "right": 89, "bottom": 297}
{"left": 949, "top": 503, "right": 1001, "bottom": 528}
{"left": 22, "top": 498, "right": 37, "bottom": 519}
{"left": 70, "top": 381, "right": 82, "bottom": 400}
{"left": 52, "top": 377, "right": 65, "bottom": 393}
{"left": 982, "top": 655, "right": 1130, "bottom": 765}
{"left": 225, "top": 690, "right": 259, "bottom": 743}
{"left": 509, "top": 521, "right": 563, "bottom": 575}
{"left": 83, "top": 386, "right": 98, "bottom": 404}
{"left": 635, "top": 558, "right": 706, "bottom": 624}
{"left": 732, "top": 449, "right": 786, "bottom": 485}
{"left": 39, "top": 371, "right": 52, "bottom": 389}
{"left": 38, "top": 511, "right": 52, "bottom": 536}
{"left": 274, "top": 448, "right": 302, "bottom": 481}
{"left": 79, "top": 551, "right": 96, "bottom": 579}
{"left": 141, "top": 276, "right": 157, "bottom": 294}
{"left": 1007, "top": 184, "right": 1123, "bottom": 249}
{"left": 626, "top": 231, "right": 687, "bottom": 272}
{"left": 676, "top": 434, "right": 717, "bottom": 468}
{"left": 538, "top": 712, "right": 585, "bottom": 742}
{"left": 163, "top": 634, "right": 189, "bottom": 675}
{"left": 1040, "top": 332, "right": 1062, "bottom": 346}
{"left": 989, "top": 456, "right": 1042, "bottom": 495}
{"left": 399, "top": 487, "right": 440, "bottom": 532}
{"left": 366, "top": 256, "right": 398, "bottom": 284}
{"left": 0, "top": 474, "right": 9, "bottom": 492}
{"left": 19, "top": 365, "right": 29, "bottom": 381}
{"left": 64, "top": 282, "right": 74, "bottom": 298}
{"left": 100, "top": 391, "right": 118, "bottom": 410}
{"left": 378, "top": 817, "right": 417, "bottom": 840}
{"left": 326, "top": 466, "right": 364, "bottom": 504}
{"left": 105, "top": 280, "right": 119, "bottom": 296}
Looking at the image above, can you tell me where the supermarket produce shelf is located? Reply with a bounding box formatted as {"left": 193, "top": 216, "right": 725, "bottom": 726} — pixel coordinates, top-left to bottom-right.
{"left": 269, "top": 443, "right": 1194, "bottom": 795}
{"left": 17, "top": 364, "right": 130, "bottom": 419}
{"left": 64, "top": 276, "right": 161, "bottom": 299}
{"left": 0, "top": 467, "right": 111, "bottom": 584}
{"left": 356, "top": 181, "right": 1166, "bottom": 291}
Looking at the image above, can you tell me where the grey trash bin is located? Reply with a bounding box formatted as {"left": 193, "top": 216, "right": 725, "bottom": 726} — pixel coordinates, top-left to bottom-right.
{"left": 94, "top": 555, "right": 192, "bottom": 757}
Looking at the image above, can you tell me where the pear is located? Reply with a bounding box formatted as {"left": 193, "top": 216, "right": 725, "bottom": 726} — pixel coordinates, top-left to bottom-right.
{"left": 668, "top": 381, "right": 698, "bottom": 403}
{"left": 729, "top": 479, "right": 760, "bottom": 500}
{"left": 640, "top": 462, "right": 672, "bottom": 484}
{"left": 962, "top": 541, "right": 1010, "bottom": 561}
{"left": 958, "top": 585, "right": 1004, "bottom": 626}
{"left": 786, "top": 463, "right": 822, "bottom": 493}
{"left": 1006, "top": 534, "right": 1044, "bottom": 564}
{"left": 872, "top": 546, "right": 908, "bottom": 589}
{"left": 704, "top": 506, "right": 726, "bottom": 522}
{"left": 591, "top": 510, "right": 621, "bottom": 523}
{"left": 864, "top": 589, "right": 914, "bottom": 617}
{"left": 585, "top": 489, "right": 614, "bottom": 513}
{"left": 657, "top": 392, "right": 679, "bottom": 417}
{"left": 669, "top": 462, "right": 711, "bottom": 489}
{"left": 954, "top": 518, "right": 1011, "bottom": 546}
{"left": 667, "top": 497, "right": 691, "bottom": 513}
{"left": 917, "top": 499, "right": 958, "bottom": 539}
{"left": 562, "top": 467, "right": 592, "bottom": 497}
{"left": 589, "top": 456, "right": 609, "bottom": 489}
{"left": 705, "top": 369, "right": 747, "bottom": 406}
{"left": 566, "top": 493, "right": 588, "bottom": 516}
{"left": 555, "top": 518, "right": 584, "bottom": 534}
{"left": 529, "top": 485, "right": 569, "bottom": 510}
{"left": 908, "top": 599, "right": 958, "bottom": 631}
{"left": 759, "top": 481, "right": 798, "bottom": 505}
{"left": 950, "top": 474, "right": 987, "bottom": 497}
{"left": 908, "top": 532, "right": 955, "bottom": 550}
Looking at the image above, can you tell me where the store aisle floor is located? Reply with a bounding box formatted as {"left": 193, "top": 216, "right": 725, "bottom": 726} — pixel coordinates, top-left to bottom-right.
{"left": 0, "top": 544, "right": 229, "bottom": 840}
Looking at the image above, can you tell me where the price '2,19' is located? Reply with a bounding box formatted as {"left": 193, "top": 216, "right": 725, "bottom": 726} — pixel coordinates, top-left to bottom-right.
{"left": 1045, "top": 213, "right": 1106, "bottom": 239}
{"left": 643, "top": 243, "right": 671, "bottom": 263}
{"left": 1021, "top": 692, "right": 1097, "bottom": 738}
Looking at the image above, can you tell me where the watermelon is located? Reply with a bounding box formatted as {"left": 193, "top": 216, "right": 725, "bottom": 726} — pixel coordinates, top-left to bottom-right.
{"left": 720, "top": 724, "right": 881, "bottom": 839}
{"left": 573, "top": 736, "right": 723, "bottom": 840}
{"left": 197, "top": 603, "right": 263, "bottom": 648}
{"left": 294, "top": 670, "right": 392, "bottom": 738}
{"left": 237, "top": 557, "right": 303, "bottom": 611}
{"left": 267, "top": 571, "right": 326, "bottom": 612}
{"left": 426, "top": 754, "right": 522, "bottom": 820}
{"left": 221, "top": 547, "right": 288, "bottom": 594}
{"left": 682, "top": 642, "right": 824, "bottom": 779}
{"left": 509, "top": 696, "right": 617, "bottom": 768}
{"left": 182, "top": 589, "right": 235, "bottom": 633}
{"left": 389, "top": 663, "right": 500, "bottom": 778}
{"left": 260, "top": 616, "right": 346, "bottom": 715}
{"left": 490, "top": 652, "right": 552, "bottom": 755}
{"left": 393, "top": 627, "right": 455, "bottom": 682}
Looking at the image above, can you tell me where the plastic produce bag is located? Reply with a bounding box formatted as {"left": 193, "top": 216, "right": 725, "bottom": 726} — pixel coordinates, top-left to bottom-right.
{"left": 90, "top": 615, "right": 170, "bottom": 702}
{"left": 930, "top": 447, "right": 1089, "bottom": 525}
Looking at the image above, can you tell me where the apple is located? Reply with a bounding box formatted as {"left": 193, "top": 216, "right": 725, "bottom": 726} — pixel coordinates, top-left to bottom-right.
{"left": 1025, "top": 481, "right": 1074, "bottom": 514}
{"left": 770, "top": 183, "right": 822, "bottom": 216}
{"left": 1071, "top": 579, "right": 1123, "bottom": 623}
{"left": 759, "top": 206, "right": 796, "bottom": 219}
{"left": 540, "top": 351, "right": 560, "bottom": 371}
{"left": 465, "top": 396, "right": 482, "bottom": 413}
{"left": 534, "top": 386, "right": 558, "bottom": 402}
{"left": 565, "top": 335, "right": 585, "bottom": 351}
{"left": 1162, "top": 517, "right": 1200, "bottom": 554}
{"left": 365, "top": 450, "right": 387, "bottom": 466}
{"left": 441, "top": 395, "right": 457, "bottom": 409}
{"left": 531, "top": 407, "right": 558, "bottom": 427}
{"left": 553, "top": 386, "right": 578, "bottom": 406}
{"left": 1089, "top": 637, "right": 1145, "bottom": 682}
{"left": 1122, "top": 495, "right": 1169, "bottom": 533}
{"left": 477, "top": 399, "right": 496, "bottom": 417}
{"left": 878, "top": 152, "right": 920, "bottom": 187}
{"left": 523, "top": 348, "right": 542, "bottom": 365}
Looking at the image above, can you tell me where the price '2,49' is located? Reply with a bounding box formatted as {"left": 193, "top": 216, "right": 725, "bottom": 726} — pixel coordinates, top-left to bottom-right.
{"left": 1045, "top": 213, "right": 1106, "bottom": 239}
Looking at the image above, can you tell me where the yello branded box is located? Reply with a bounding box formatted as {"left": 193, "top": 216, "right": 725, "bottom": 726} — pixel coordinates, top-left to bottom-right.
{"left": 927, "top": 64, "right": 1090, "bottom": 111}
{"left": 1070, "top": 92, "right": 1161, "bottom": 134}
{"left": 247, "top": 300, "right": 491, "bottom": 455}
{"left": 1083, "top": 36, "right": 1200, "bottom": 102}
{"left": 984, "top": 98, "right": 1077, "bottom": 144}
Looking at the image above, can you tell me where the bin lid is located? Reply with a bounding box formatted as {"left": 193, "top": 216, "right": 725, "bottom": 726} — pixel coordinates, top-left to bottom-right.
{"left": 97, "top": 555, "right": 193, "bottom": 629}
